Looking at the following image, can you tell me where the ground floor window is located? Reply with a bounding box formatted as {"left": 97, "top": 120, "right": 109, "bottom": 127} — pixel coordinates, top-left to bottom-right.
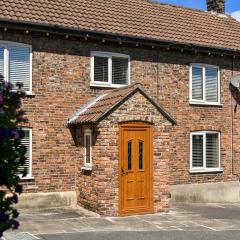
{"left": 18, "top": 127, "right": 32, "bottom": 178}
{"left": 190, "top": 131, "right": 221, "bottom": 173}
{"left": 84, "top": 129, "right": 92, "bottom": 169}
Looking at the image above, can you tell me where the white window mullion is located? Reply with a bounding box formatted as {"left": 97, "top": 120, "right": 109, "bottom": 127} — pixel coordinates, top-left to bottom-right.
{"left": 29, "top": 49, "right": 33, "bottom": 95}
{"left": 218, "top": 132, "right": 221, "bottom": 169}
{"left": 203, "top": 67, "right": 206, "bottom": 103}
{"left": 108, "top": 56, "right": 112, "bottom": 84}
{"left": 28, "top": 128, "right": 33, "bottom": 178}
{"left": 203, "top": 133, "right": 206, "bottom": 169}
{"left": 90, "top": 55, "right": 94, "bottom": 84}
{"left": 218, "top": 69, "right": 221, "bottom": 104}
{"left": 4, "top": 47, "right": 9, "bottom": 82}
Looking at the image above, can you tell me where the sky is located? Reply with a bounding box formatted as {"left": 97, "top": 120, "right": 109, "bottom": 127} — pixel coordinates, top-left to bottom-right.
{"left": 157, "top": 0, "right": 240, "bottom": 20}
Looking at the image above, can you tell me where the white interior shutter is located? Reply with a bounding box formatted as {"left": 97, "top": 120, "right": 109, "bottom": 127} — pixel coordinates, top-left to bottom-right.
{"left": 0, "top": 47, "right": 4, "bottom": 80}
{"left": 192, "top": 67, "right": 203, "bottom": 100}
{"left": 206, "top": 133, "right": 219, "bottom": 168}
{"left": 112, "top": 57, "right": 128, "bottom": 85}
{"left": 205, "top": 67, "right": 218, "bottom": 102}
{"left": 18, "top": 129, "right": 30, "bottom": 176}
{"left": 192, "top": 134, "right": 204, "bottom": 167}
{"left": 9, "top": 47, "right": 30, "bottom": 91}
{"left": 94, "top": 56, "right": 108, "bottom": 82}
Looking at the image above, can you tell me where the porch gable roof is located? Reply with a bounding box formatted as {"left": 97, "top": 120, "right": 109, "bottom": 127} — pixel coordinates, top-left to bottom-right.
{"left": 67, "top": 83, "right": 177, "bottom": 125}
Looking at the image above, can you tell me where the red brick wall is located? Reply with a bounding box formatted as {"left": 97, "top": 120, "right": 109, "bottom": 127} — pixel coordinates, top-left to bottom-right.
{"left": 0, "top": 31, "right": 239, "bottom": 201}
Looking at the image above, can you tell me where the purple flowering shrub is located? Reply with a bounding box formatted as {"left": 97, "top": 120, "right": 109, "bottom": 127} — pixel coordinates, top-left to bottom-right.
{"left": 0, "top": 76, "right": 27, "bottom": 237}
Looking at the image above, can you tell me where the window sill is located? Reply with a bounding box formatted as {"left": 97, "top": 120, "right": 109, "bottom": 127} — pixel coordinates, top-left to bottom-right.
{"left": 189, "top": 101, "right": 222, "bottom": 107}
{"left": 20, "top": 176, "right": 35, "bottom": 181}
{"left": 81, "top": 166, "right": 92, "bottom": 171}
{"left": 189, "top": 169, "right": 223, "bottom": 174}
{"left": 90, "top": 83, "right": 128, "bottom": 89}
{"left": 26, "top": 92, "right": 35, "bottom": 97}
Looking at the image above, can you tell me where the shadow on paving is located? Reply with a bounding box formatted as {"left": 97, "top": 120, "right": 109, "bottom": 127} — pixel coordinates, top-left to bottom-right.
{"left": 37, "top": 231, "right": 240, "bottom": 240}
{"left": 172, "top": 203, "right": 240, "bottom": 220}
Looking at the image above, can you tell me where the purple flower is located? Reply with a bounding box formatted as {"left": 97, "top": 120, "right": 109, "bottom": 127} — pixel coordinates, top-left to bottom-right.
{"left": 0, "top": 128, "right": 9, "bottom": 139}
{"left": 12, "top": 220, "right": 19, "bottom": 229}
{"left": 0, "top": 212, "right": 9, "bottom": 222}
{"left": 19, "top": 130, "right": 25, "bottom": 138}
{"left": 10, "top": 128, "right": 20, "bottom": 139}
{"left": 0, "top": 93, "right": 3, "bottom": 106}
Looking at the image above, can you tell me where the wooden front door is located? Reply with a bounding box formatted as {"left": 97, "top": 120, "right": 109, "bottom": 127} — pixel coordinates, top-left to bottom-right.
{"left": 119, "top": 123, "right": 153, "bottom": 215}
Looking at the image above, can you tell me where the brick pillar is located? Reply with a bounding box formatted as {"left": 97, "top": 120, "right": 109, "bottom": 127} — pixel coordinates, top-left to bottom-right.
{"left": 207, "top": 0, "right": 225, "bottom": 14}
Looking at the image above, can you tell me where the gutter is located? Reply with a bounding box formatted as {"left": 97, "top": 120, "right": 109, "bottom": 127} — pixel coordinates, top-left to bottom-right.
{"left": 0, "top": 18, "right": 240, "bottom": 56}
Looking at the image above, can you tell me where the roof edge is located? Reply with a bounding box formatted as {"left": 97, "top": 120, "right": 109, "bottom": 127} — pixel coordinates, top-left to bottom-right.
{"left": 0, "top": 18, "right": 239, "bottom": 55}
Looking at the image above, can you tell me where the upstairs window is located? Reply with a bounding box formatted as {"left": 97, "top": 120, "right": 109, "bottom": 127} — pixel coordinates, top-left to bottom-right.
{"left": 190, "top": 131, "right": 221, "bottom": 173}
{"left": 18, "top": 128, "right": 32, "bottom": 179}
{"left": 91, "top": 52, "right": 130, "bottom": 87}
{"left": 190, "top": 64, "right": 220, "bottom": 105}
{"left": 0, "top": 41, "right": 32, "bottom": 94}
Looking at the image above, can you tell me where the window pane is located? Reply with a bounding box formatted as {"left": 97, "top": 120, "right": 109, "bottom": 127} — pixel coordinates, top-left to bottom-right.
{"left": 128, "top": 141, "right": 132, "bottom": 170}
{"left": 85, "top": 135, "right": 91, "bottom": 164}
{"left": 18, "top": 129, "right": 30, "bottom": 175}
{"left": 206, "top": 133, "right": 219, "bottom": 168}
{"left": 206, "top": 67, "right": 218, "bottom": 102}
{"left": 112, "top": 57, "right": 128, "bottom": 85}
{"left": 9, "top": 47, "right": 30, "bottom": 91}
{"left": 94, "top": 56, "right": 108, "bottom": 82}
{"left": 0, "top": 47, "right": 4, "bottom": 80}
{"left": 192, "top": 135, "right": 204, "bottom": 168}
{"left": 139, "top": 141, "right": 143, "bottom": 170}
{"left": 192, "top": 67, "right": 203, "bottom": 100}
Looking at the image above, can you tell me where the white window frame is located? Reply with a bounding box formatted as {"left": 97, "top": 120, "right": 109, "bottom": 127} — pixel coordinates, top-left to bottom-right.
{"left": 189, "top": 64, "right": 221, "bottom": 105}
{"left": 83, "top": 129, "right": 92, "bottom": 169}
{"left": 190, "top": 131, "right": 222, "bottom": 173}
{"left": 19, "top": 127, "right": 33, "bottom": 179}
{"left": 0, "top": 40, "right": 33, "bottom": 95}
{"left": 90, "top": 51, "right": 130, "bottom": 88}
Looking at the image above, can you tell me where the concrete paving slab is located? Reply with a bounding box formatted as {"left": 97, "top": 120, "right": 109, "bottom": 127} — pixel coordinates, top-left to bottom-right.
{"left": 2, "top": 203, "right": 240, "bottom": 240}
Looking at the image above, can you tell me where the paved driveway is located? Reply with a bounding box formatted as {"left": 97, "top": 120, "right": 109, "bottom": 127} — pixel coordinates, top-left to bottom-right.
{"left": 3, "top": 203, "right": 240, "bottom": 240}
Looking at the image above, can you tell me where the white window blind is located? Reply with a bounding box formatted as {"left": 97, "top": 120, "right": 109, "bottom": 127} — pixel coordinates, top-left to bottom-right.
{"left": 190, "top": 65, "right": 220, "bottom": 104}
{"left": 206, "top": 133, "right": 219, "bottom": 168}
{"left": 0, "top": 47, "right": 4, "bottom": 79}
{"left": 9, "top": 47, "right": 31, "bottom": 91}
{"left": 91, "top": 52, "right": 130, "bottom": 87}
{"left": 192, "top": 67, "right": 203, "bottom": 100}
{"left": 0, "top": 41, "right": 32, "bottom": 93}
{"left": 112, "top": 57, "right": 128, "bottom": 85}
{"left": 191, "top": 131, "right": 220, "bottom": 172}
{"left": 205, "top": 67, "right": 218, "bottom": 102}
{"left": 192, "top": 134, "right": 204, "bottom": 168}
{"left": 18, "top": 128, "right": 32, "bottom": 178}
{"left": 94, "top": 56, "right": 108, "bottom": 83}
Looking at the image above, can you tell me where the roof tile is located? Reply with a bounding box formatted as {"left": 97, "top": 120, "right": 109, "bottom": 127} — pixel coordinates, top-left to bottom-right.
{"left": 0, "top": 0, "right": 240, "bottom": 52}
{"left": 68, "top": 83, "right": 177, "bottom": 125}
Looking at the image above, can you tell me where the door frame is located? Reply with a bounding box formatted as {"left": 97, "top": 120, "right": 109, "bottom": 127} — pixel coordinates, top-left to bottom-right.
{"left": 118, "top": 122, "right": 154, "bottom": 216}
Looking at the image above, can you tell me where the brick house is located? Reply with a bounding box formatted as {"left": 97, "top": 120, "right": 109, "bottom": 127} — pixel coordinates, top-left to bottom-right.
{"left": 0, "top": 0, "right": 240, "bottom": 215}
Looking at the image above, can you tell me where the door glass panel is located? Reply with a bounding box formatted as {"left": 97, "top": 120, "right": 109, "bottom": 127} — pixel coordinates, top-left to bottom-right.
{"left": 139, "top": 141, "right": 143, "bottom": 170}
{"left": 128, "top": 141, "right": 132, "bottom": 170}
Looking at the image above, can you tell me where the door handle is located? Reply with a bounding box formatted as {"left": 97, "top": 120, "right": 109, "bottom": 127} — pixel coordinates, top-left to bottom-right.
{"left": 121, "top": 167, "right": 126, "bottom": 176}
